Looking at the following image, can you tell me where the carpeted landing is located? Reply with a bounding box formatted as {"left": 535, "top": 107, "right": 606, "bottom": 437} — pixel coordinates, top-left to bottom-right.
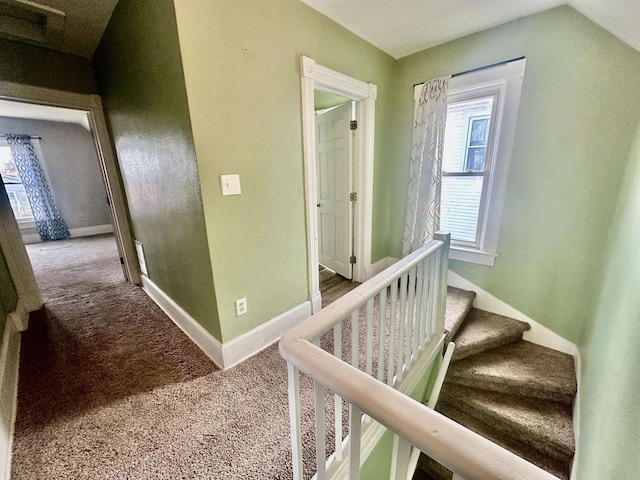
{"left": 13, "top": 235, "right": 316, "bottom": 479}
{"left": 11, "top": 236, "right": 367, "bottom": 479}
{"left": 415, "top": 288, "right": 577, "bottom": 480}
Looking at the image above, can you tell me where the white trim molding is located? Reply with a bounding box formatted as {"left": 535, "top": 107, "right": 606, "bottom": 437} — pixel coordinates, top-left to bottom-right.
{"left": 300, "top": 56, "right": 377, "bottom": 312}
{"left": 140, "top": 276, "right": 313, "bottom": 370}
{"left": 0, "top": 81, "right": 140, "bottom": 286}
{"left": 7, "top": 299, "right": 28, "bottom": 332}
{"left": 141, "top": 276, "right": 225, "bottom": 368}
{"left": 416, "top": 59, "right": 526, "bottom": 265}
{"left": 21, "top": 223, "right": 114, "bottom": 244}
{"left": 222, "top": 301, "right": 312, "bottom": 370}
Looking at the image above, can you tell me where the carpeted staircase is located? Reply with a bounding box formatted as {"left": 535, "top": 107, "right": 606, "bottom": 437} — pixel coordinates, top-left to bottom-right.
{"left": 414, "top": 287, "right": 577, "bottom": 480}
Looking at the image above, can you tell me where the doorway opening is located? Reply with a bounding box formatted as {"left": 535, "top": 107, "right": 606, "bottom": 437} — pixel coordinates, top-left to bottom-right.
{"left": 0, "top": 98, "right": 131, "bottom": 314}
{"left": 0, "top": 81, "right": 139, "bottom": 318}
{"left": 300, "top": 56, "right": 377, "bottom": 313}
{"left": 314, "top": 94, "right": 360, "bottom": 306}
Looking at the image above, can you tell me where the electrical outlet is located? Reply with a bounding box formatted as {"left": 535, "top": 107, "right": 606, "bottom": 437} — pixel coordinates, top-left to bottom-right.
{"left": 235, "top": 297, "right": 247, "bottom": 316}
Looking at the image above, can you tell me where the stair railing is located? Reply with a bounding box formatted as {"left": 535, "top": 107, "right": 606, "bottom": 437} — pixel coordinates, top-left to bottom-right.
{"left": 280, "top": 232, "right": 558, "bottom": 480}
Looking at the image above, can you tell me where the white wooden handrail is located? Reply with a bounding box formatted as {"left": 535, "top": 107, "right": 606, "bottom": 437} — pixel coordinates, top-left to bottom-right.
{"left": 280, "top": 234, "right": 558, "bottom": 480}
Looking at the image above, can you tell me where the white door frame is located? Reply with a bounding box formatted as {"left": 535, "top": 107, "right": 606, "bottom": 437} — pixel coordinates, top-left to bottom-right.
{"left": 300, "top": 56, "right": 377, "bottom": 313}
{"left": 0, "top": 81, "right": 140, "bottom": 302}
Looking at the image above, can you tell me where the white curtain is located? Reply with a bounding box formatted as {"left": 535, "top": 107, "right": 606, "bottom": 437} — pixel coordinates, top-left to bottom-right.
{"left": 402, "top": 76, "right": 450, "bottom": 256}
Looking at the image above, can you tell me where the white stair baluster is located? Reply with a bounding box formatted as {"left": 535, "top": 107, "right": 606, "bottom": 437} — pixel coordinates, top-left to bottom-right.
{"left": 377, "top": 286, "right": 387, "bottom": 382}
{"left": 365, "top": 297, "right": 374, "bottom": 375}
{"left": 333, "top": 323, "right": 343, "bottom": 461}
{"left": 314, "top": 378, "right": 326, "bottom": 479}
{"left": 387, "top": 279, "right": 398, "bottom": 386}
{"left": 349, "top": 405, "right": 362, "bottom": 480}
{"left": 397, "top": 273, "right": 408, "bottom": 381}
{"left": 287, "top": 363, "right": 303, "bottom": 480}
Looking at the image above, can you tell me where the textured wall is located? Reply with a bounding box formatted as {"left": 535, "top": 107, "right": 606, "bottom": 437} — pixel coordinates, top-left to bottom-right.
{"left": 389, "top": 6, "right": 640, "bottom": 343}
{"left": 93, "top": 0, "right": 220, "bottom": 338}
{"left": 0, "top": 38, "right": 96, "bottom": 94}
{"left": 0, "top": 245, "right": 17, "bottom": 335}
{"left": 173, "top": 0, "right": 396, "bottom": 341}
{"left": 575, "top": 125, "right": 640, "bottom": 479}
{"left": 0, "top": 117, "right": 111, "bottom": 231}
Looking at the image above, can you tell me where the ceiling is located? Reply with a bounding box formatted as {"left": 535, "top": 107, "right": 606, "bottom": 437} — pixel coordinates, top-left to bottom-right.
{"left": 0, "top": 99, "right": 90, "bottom": 130}
{"left": 0, "top": 0, "right": 118, "bottom": 58}
{"left": 301, "top": 0, "right": 640, "bottom": 59}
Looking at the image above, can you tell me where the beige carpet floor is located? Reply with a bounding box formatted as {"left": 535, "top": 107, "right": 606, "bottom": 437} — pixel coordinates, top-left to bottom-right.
{"left": 13, "top": 235, "right": 364, "bottom": 480}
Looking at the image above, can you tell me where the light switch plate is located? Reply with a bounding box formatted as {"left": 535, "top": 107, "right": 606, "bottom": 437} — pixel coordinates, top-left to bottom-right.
{"left": 220, "top": 174, "right": 242, "bottom": 196}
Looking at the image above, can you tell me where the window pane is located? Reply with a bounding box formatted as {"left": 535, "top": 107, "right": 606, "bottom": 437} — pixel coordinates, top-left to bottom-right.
{"left": 469, "top": 118, "right": 489, "bottom": 146}
{"left": 465, "top": 146, "right": 486, "bottom": 172}
{"left": 0, "top": 146, "right": 20, "bottom": 182}
{"left": 5, "top": 183, "right": 33, "bottom": 220}
{"left": 442, "top": 97, "right": 493, "bottom": 173}
{"left": 440, "top": 175, "right": 483, "bottom": 243}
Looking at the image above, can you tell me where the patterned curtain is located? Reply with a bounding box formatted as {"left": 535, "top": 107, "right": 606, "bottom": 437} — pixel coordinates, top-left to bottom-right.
{"left": 402, "top": 76, "right": 450, "bottom": 256}
{"left": 6, "top": 134, "right": 70, "bottom": 241}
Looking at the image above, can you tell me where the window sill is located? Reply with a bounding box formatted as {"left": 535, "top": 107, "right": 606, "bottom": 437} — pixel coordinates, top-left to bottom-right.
{"left": 449, "top": 245, "right": 497, "bottom": 266}
{"left": 17, "top": 220, "right": 35, "bottom": 230}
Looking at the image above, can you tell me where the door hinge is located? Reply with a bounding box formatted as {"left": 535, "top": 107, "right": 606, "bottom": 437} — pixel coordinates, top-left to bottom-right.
{"left": 349, "top": 192, "right": 357, "bottom": 202}
{"left": 106, "top": 195, "right": 110, "bottom": 206}
{"left": 350, "top": 120, "right": 357, "bottom": 130}
{"left": 350, "top": 255, "right": 356, "bottom": 264}
{"left": 120, "top": 257, "right": 124, "bottom": 265}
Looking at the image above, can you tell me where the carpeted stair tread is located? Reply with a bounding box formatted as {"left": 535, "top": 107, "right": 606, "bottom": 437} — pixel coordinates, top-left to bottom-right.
{"left": 445, "top": 287, "right": 475, "bottom": 342}
{"left": 414, "top": 453, "right": 452, "bottom": 480}
{"left": 451, "top": 309, "right": 530, "bottom": 360}
{"left": 436, "top": 402, "right": 571, "bottom": 480}
{"left": 439, "top": 384, "right": 574, "bottom": 461}
{"left": 446, "top": 340, "right": 577, "bottom": 403}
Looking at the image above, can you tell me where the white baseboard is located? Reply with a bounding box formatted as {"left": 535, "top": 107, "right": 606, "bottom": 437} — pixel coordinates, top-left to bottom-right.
{"left": 22, "top": 224, "right": 114, "bottom": 244}
{"left": 141, "top": 276, "right": 312, "bottom": 370}
{"left": 221, "top": 301, "right": 312, "bottom": 370}
{"left": 570, "top": 351, "right": 581, "bottom": 479}
{"left": 140, "top": 276, "right": 225, "bottom": 368}
{"left": 7, "top": 299, "right": 28, "bottom": 332}
{"left": 0, "top": 315, "right": 22, "bottom": 480}
{"left": 311, "top": 291, "right": 322, "bottom": 314}
{"left": 447, "top": 270, "right": 578, "bottom": 357}
{"left": 365, "top": 256, "right": 399, "bottom": 281}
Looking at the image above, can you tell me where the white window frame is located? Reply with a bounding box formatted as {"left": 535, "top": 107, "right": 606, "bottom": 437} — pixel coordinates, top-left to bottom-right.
{"left": 416, "top": 58, "right": 526, "bottom": 266}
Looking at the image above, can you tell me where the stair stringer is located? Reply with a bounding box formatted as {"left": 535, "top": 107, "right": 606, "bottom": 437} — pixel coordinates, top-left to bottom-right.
{"left": 447, "top": 270, "right": 581, "bottom": 478}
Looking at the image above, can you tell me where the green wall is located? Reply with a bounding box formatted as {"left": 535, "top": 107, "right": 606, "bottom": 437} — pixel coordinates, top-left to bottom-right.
{"left": 94, "top": 0, "right": 221, "bottom": 339}
{"left": 389, "top": 6, "right": 640, "bottom": 342}
{"left": 574, "top": 126, "right": 640, "bottom": 479}
{"left": 0, "top": 38, "right": 97, "bottom": 94}
{"left": 173, "top": 0, "right": 396, "bottom": 341}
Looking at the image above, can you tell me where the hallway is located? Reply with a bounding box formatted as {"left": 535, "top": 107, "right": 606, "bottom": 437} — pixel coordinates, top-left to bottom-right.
{"left": 10, "top": 235, "right": 308, "bottom": 479}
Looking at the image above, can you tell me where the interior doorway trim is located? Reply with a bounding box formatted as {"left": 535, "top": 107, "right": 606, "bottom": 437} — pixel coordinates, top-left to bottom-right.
{"left": 300, "top": 56, "right": 377, "bottom": 313}
{"left": 0, "top": 81, "right": 140, "bottom": 292}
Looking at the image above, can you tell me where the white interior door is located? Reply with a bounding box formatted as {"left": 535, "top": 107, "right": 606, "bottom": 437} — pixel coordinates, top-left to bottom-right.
{"left": 316, "top": 102, "right": 353, "bottom": 279}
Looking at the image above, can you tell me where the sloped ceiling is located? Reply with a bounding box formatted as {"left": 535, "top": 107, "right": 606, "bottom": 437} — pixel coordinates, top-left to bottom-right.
{"left": 301, "top": 0, "right": 640, "bottom": 58}
{"left": 0, "top": 0, "right": 118, "bottom": 58}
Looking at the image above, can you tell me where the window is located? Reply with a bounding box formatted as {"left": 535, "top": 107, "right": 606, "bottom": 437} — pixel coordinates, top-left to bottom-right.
{"left": 0, "top": 144, "right": 33, "bottom": 222}
{"left": 417, "top": 58, "right": 526, "bottom": 266}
